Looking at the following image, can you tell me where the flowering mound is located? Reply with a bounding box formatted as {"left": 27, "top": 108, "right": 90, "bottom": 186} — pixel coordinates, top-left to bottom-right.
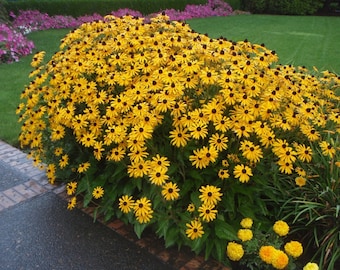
{"left": 17, "top": 14, "right": 340, "bottom": 266}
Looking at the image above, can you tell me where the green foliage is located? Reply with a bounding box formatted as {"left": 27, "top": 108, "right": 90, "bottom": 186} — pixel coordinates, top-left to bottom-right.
{"left": 0, "top": 0, "right": 10, "bottom": 24}
{"left": 241, "top": 0, "right": 325, "bottom": 15}
{"left": 5, "top": 0, "right": 207, "bottom": 17}
{"left": 17, "top": 14, "right": 340, "bottom": 267}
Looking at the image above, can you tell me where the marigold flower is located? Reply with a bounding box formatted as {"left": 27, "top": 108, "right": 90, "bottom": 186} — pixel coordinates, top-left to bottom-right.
{"left": 240, "top": 217, "right": 253, "bottom": 229}
{"left": 295, "top": 176, "right": 306, "bottom": 187}
{"left": 273, "top": 220, "right": 290, "bottom": 236}
{"left": 226, "top": 242, "right": 244, "bottom": 261}
{"left": 259, "top": 245, "right": 276, "bottom": 264}
{"left": 303, "top": 262, "right": 319, "bottom": 270}
{"left": 271, "top": 249, "right": 289, "bottom": 269}
{"left": 284, "top": 240, "right": 303, "bottom": 258}
{"left": 237, "top": 229, "right": 253, "bottom": 242}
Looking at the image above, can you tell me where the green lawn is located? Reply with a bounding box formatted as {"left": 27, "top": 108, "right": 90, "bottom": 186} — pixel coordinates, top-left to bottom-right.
{"left": 188, "top": 15, "right": 340, "bottom": 73}
{"left": 1, "top": 15, "right": 339, "bottom": 146}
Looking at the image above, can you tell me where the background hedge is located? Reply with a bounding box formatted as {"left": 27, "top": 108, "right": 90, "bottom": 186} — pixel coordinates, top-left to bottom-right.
{"left": 241, "top": 0, "right": 326, "bottom": 15}
{"left": 5, "top": 0, "right": 212, "bottom": 17}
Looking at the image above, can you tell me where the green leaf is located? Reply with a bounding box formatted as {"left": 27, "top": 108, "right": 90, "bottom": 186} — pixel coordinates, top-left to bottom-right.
{"left": 214, "top": 238, "right": 227, "bottom": 262}
{"left": 164, "top": 226, "right": 179, "bottom": 248}
{"left": 205, "top": 237, "right": 214, "bottom": 260}
{"left": 214, "top": 219, "right": 237, "bottom": 241}
{"left": 83, "top": 192, "right": 92, "bottom": 208}
{"left": 134, "top": 222, "right": 147, "bottom": 239}
{"left": 188, "top": 170, "right": 204, "bottom": 181}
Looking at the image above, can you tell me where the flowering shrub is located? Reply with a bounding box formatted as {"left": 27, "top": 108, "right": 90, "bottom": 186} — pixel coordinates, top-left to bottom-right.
{"left": 0, "top": 23, "right": 34, "bottom": 63}
{"left": 17, "top": 13, "right": 340, "bottom": 267}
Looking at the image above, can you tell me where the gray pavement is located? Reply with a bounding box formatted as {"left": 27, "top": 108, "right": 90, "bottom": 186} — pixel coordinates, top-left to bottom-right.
{"left": 0, "top": 141, "right": 174, "bottom": 270}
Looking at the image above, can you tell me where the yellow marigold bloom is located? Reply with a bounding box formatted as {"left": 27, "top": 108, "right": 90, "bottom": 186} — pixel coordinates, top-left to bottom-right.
{"left": 303, "top": 262, "right": 319, "bottom": 270}
{"left": 259, "top": 245, "right": 276, "bottom": 264}
{"left": 237, "top": 229, "right": 253, "bottom": 242}
{"left": 66, "top": 181, "right": 77, "bottom": 195}
{"left": 92, "top": 186, "right": 104, "bottom": 199}
{"left": 161, "top": 182, "right": 180, "bottom": 201}
{"left": 186, "top": 219, "right": 204, "bottom": 240}
{"left": 226, "top": 242, "right": 244, "bottom": 261}
{"left": 67, "top": 196, "right": 77, "bottom": 210}
{"left": 295, "top": 176, "right": 306, "bottom": 187}
{"left": 240, "top": 217, "right": 253, "bottom": 229}
{"left": 198, "top": 204, "right": 218, "bottom": 222}
{"left": 284, "top": 240, "right": 303, "bottom": 258}
{"left": 273, "top": 220, "right": 289, "bottom": 236}
{"left": 199, "top": 185, "right": 222, "bottom": 206}
{"left": 233, "top": 164, "right": 253, "bottom": 183}
{"left": 118, "top": 195, "right": 135, "bottom": 214}
{"left": 271, "top": 249, "right": 289, "bottom": 270}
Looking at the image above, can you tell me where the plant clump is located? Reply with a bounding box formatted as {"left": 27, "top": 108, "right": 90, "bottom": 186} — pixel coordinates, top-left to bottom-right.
{"left": 17, "top": 14, "right": 340, "bottom": 267}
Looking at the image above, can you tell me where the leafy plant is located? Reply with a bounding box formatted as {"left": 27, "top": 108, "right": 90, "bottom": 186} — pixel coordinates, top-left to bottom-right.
{"left": 17, "top": 12, "right": 340, "bottom": 267}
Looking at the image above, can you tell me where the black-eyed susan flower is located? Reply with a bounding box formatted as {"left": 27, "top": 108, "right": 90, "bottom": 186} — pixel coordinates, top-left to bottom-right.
{"left": 77, "top": 162, "right": 90, "bottom": 173}
{"left": 92, "top": 186, "right": 104, "bottom": 199}
{"left": 66, "top": 181, "right": 77, "bottom": 195}
{"left": 118, "top": 195, "right": 135, "bottom": 214}
{"left": 199, "top": 185, "right": 222, "bottom": 206}
{"left": 233, "top": 164, "right": 253, "bottom": 183}
{"left": 209, "top": 133, "right": 228, "bottom": 151}
{"left": 169, "top": 127, "right": 190, "bottom": 147}
{"left": 67, "top": 196, "right": 77, "bottom": 210}
{"left": 319, "top": 140, "right": 336, "bottom": 158}
{"left": 161, "top": 182, "right": 180, "bottom": 201}
{"left": 186, "top": 219, "right": 204, "bottom": 240}
{"left": 198, "top": 203, "right": 218, "bottom": 222}
{"left": 133, "top": 197, "right": 153, "bottom": 224}
{"left": 59, "top": 154, "right": 69, "bottom": 169}
{"left": 187, "top": 203, "right": 195, "bottom": 213}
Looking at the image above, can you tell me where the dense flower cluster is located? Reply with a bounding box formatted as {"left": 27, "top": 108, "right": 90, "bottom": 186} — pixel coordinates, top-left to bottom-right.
{"left": 2, "top": 0, "right": 233, "bottom": 63}
{"left": 17, "top": 13, "right": 340, "bottom": 266}
{"left": 0, "top": 23, "right": 34, "bottom": 63}
{"left": 227, "top": 218, "right": 303, "bottom": 269}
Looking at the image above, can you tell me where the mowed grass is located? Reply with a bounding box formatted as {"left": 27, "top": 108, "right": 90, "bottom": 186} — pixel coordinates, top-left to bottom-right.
{"left": 188, "top": 15, "right": 340, "bottom": 73}
{"left": 0, "top": 15, "right": 339, "bottom": 146}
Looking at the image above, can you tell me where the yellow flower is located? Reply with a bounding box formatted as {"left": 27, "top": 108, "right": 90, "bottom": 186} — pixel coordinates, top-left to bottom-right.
{"left": 259, "top": 245, "right": 276, "bottom": 264}
{"left": 240, "top": 217, "right": 253, "bottom": 229}
{"left": 273, "top": 220, "right": 290, "bottom": 236}
{"left": 118, "top": 195, "right": 135, "bottom": 214}
{"left": 295, "top": 176, "right": 306, "bottom": 187}
{"left": 303, "top": 262, "right": 319, "bottom": 270}
{"left": 226, "top": 242, "right": 244, "bottom": 261}
{"left": 237, "top": 229, "right": 253, "bottom": 242}
{"left": 284, "top": 240, "right": 303, "bottom": 258}
{"left": 59, "top": 154, "right": 69, "bottom": 169}
{"left": 77, "top": 162, "right": 90, "bottom": 173}
{"left": 133, "top": 197, "right": 153, "bottom": 224}
{"left": 186, "top": 219, "right": 204, "bottom": 240}
{"left": 66, "top": 181, "right": 77, "bottom": 195}
{"left": 187, "top": 203, "right": 195, "bottom": 213}
{"left": 67, "top": 196, "right": 77, "bottom": 210}
{"left": 92, "top": 186, "right": 104, "bottom": 199}
{"left": 199, "top": 185, "right": 222, "bottom": 206}
{"left": 161, "top": 182, "right": 180, "bottom": 201}
{"left": 198, "top": 203, "right": 218, "bottom": 222}
{"left": 319, "top": 140, "right": 336, "bottom": 158}
{"left": 271, "top": 249, "right": 289, "bottom": 270}
{"left": 233, "top": 164, "right": 253, "bottom": 183}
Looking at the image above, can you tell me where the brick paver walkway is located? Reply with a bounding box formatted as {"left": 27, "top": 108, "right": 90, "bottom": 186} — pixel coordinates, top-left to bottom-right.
{"left": 0, "top": 140, "right": 230, "bottom": 270}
